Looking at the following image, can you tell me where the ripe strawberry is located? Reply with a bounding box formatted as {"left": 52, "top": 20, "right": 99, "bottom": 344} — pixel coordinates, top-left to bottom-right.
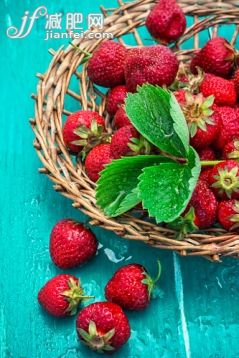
{"left": 200, "top": 73, "right": 237, "bottom": 106}
{"left": 145, "top": 0, "right": 186, "bottom": 44}
{"left": 50, "top": 219, "right": 98, "bottom": 269}
{"left": 85, "top": 144, "right": 112, "bottom": 182}
{"left": 76, "top": 302, "right": 130, "bottom": 353}
{"left": 125, "top": 45, "right": 179, "bottom": 92}
{"left": 190, "top": 37, "right": 236, "bottom": 78}
{"left": 180, "top": 93, "right": 221, "bottom": 149}
{"left": 38, "top": 274, "right": 88, "bottom": 317}
{"left": 114, "top": 107, "right": 131, "bottom": 129}
{"left": 209, "top": 160, "right": 239, "bottom": 199}
{"left": 218, "top": 200, "right": 239, "bottom": 231}
{"left": 174, "top": 89, "right": 186, "bottom": 104}
{"left": 213, "top": 107, "right": 239, "bottom": 150}
{"left": 63, "top": 110, "right": 106, "bottom": 153}
{"left": 105, "top": 262, "right": 161, "bottom": 310}
{"left": 87, "top": 40, "right": 126, "bottom": 87}
{"left": 106, "top": 86, "right": 127, "bottom": 116}
{"left": 198, "top": 147, "right": 216, "bottom": 161}
{"left": 199, "top": 168, "right": 212, "bottom": 184}
{"left": 110, "top": 125, "right": 142, "bottom": 159}
{"left": 233, "top": 68, "right": 239, "bottom": 97}
{"left": 188, "top": 180, "right": 217, "bottom": 228}
{"left": 223, "top": 139, "right": 239, "bottom": 160}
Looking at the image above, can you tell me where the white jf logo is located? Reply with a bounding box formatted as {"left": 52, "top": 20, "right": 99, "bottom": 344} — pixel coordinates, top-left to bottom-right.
{"left": 6, "top": 6, "right": 48, "bottom": 39}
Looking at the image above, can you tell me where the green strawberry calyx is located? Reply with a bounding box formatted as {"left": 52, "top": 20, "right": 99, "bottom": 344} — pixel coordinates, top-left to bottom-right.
{"left": 228, "top": 140, "right": 239, "bottom": 160}
{"left": 128, "top": 135, "right": 152, "bottom": 155}
{"left": 63, "top": 278, "right": 94, "bottom": 316}
{"left": 212, "top": 167, "right": 239, "bottom": 199}
{"left": 72, "top": 119, "right": 111, "bottom": 159}
{"left": 230, "top": 201, "right": 239, "bottom": 230}
{"left": 168, "top": 207, "right": 198, "bottom": 240}
{"left": 78, "top": 321, "right": 115, "bottom": 353}
{"left": 141, "top": 260, "right": 162, "bottom": 297}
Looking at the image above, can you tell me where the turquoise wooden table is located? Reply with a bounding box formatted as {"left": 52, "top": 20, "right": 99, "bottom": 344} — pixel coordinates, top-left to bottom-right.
{"left": 1, "top": 1, "right": 239, "bottom": 357}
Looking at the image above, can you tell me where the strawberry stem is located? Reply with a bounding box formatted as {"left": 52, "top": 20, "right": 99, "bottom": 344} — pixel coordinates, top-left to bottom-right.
{"left": 200, "top": 160, "right": 222, "bottom": 167}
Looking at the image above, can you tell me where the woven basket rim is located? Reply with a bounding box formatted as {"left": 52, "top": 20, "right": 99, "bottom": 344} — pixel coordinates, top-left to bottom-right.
{"left": 31, "top": 0, "right": 239, "bottom": 261}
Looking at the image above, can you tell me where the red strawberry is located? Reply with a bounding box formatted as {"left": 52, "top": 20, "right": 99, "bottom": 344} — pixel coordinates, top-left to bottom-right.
{"left": 198, "top": 147, "right": 216, "bottom": 161}
{"left": 105, "top": 262, "right": 161, "bottom": 310}
{"left": 209, "top": 160, "right": 239, "bottom": 199}
{"left": 233, "top": 68, "right": 239, "bottom": 97}
{"left": 76, "top": 302, "right": 130, "bottom": 353}
{"left": 125, "top": 45, "right": 179, "bottom": 92}
{"left": 190, "top": 37, "right": 236, "bottom": 78}
{"left": 50, "top": 219, "right": 98, "bottom": 269}
{"left": 38, "top": 274, "right": 88, "bottom": 317}
{"left": 188, "top": 180, "right": 217, "bottom": 228}
{"left": 200, "top": 73, "right": 237, "bottom": 106}
{"left": 180, "top": 93, "right": 221, "bottom": 149}
{"left": 146, "top": 0, "right": 186, "bottom": 44}
{"left": 110, "top": 125, "right": 139, "bottom": 159}
{"left": 87, "top": 40, "right": 126, "bottom": 87}
{"left": 218, "top": 200, "right": 239, "bottom": 231}
{"left": 114, "top": 107, "right": 131, "bottom": 129}
{"left": 106, "top": 86, "right": 127, "bottom": 116}
{"left": 223, "top": 139, "right": 239, "bottom": 160}
{"left": 199, "top": 168, "right": 212, "bottom": 184}
{"left": 174, "top": 89, "right": 186, "bottom": 104}
{"left": 213, "top": 107, "right": 239, "bottom": 150}
{"left": 85, "top": 144, "right": 112, "bottom": 182}
{"left": 63, "top": 110, "right": 105, "bottom": 153}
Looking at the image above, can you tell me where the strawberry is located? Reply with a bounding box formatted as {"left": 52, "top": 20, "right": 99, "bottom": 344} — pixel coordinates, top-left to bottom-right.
{"left": 125, "top": 45, "right": 179, "bottom": 92}
{"left": 199, "top": 168, "right": 212, "bottom": 184}
{"left": 114, "top": 107, "right": 131, "bottom": 129}
{"left": 174, "top": 89, "right": 186, "bottom": 104}
{"left": 38, "top": 274, "right": 88, "bottom": 317}
{"left": 50, "top": 219, "right": 98, "bottom": 269}
{"left": 198, "top": 147, "right": 216, "bottom": 162}
{"left": 233, "top": 68, "right": 239, "bottom": 97}
{"left": 105, "top": 262, "right": 161, "bottom": 310}
{"left": 63, "top": 110, "right": 106, "bottom": 154}
{"left": 145, "top": 0, "right": 186, "bottom": 44}
{"left": 218, "top": 200, "right": 239, "bottom": 231}
{"left": 190, "top": 37, "right": 236, "bottom": 78}
{"left": 110, "top": 125, "right": 151, "bottom": 159}
{"left": 106, "top": 85, "right": 128, "bottom": 116}
{"left": 76, "top": 302, "right": 130, "bottom": 353}
{"left": 87, "top": 40, "right": 126, "bottom": 87}
{"left": 180, "top": 93, "right": 221, "bottom": 149}
{"left": 209, "top": 160, "right": 239, "bottom": 199}
{"left": 213, "top": 107, "right": 239, "bottom": 150}
{"left": 223, "top": 139, "right": 239, "bottom": 160}
{"left": 85, "top": 144, "right": 112, "bottom": 182}
{"left": 200, "top": 73, "right": 237, "bottom": 106}
{"left": 187, "top": 180, "right": 217, "bottom": 228}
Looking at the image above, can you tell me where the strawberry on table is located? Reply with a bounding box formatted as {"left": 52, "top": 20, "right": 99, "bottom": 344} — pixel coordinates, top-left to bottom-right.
{"left": 146, "top": 0, "right": 186, "bottom": 44}
{"left": 125, "top": 45, "right": 179, "bottom": 92}
{"left": 50, "top": 219, "right": 98, "bottom": 269}
{"left": 190, "top": 37, "right": 236, "bottom": 78}
{"left": 76, "top": 302, "right": 130, "bottom": 353}
{"left": 106, "top": 85, "right": 128, "bottom": 116}
{"left": 113, "top": 107, "right": 131, "bottom": 129}
{"left": 105, "top": 262, "right": 161, "bottom": 310}
{"left": 209, "top": 160, "right": 239, "bottom": 200}
{"left": 38, "top": 274, "right": 89, "bottom": 317}
{"left": 200, "top": 73, "right": 237, "bottom": 106}
{"left": 85, "top": 143, "right": 112, "bottom": 182}
{"left": 87, "top": 40, "right": 127, "bottom": 87}
{"left": 63, "top": 110, "right": 106, "bottom": 154}
{"left": 218, "top": 200, "right": 239, "bottom": 231}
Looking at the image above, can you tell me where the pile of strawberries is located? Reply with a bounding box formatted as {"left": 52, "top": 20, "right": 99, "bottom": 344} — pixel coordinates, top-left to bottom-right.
{"left": 38, "top": 219, "right": 161, "bottom": 353}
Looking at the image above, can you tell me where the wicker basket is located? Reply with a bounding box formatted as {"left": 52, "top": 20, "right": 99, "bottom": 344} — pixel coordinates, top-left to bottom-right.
{"left": 31, "top": 0, "right": 239, "bottom": 261}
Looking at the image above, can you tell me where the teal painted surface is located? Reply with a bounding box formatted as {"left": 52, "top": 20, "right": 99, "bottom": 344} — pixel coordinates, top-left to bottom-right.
{"left": 1, "top": 1, "right": 239, "bottom": 357}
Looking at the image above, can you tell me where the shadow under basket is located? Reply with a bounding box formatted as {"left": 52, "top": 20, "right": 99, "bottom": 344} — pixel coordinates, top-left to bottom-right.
{"left": 30, "top": 0, "right": 239, "bottom": 261}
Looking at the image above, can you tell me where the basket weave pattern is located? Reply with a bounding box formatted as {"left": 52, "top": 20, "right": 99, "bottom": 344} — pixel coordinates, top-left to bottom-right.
{"left": 31, "top": 0, "right": 239, "bottom": 261}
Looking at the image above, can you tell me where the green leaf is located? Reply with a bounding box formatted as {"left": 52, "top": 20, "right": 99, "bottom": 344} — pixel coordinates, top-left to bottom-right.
{"left": 96, "top": 155, "right": 173, "bottom": 217}
{"left": 138, "top": 147, "right": 201, "bottom": 223}
{"left": 125, "top": 85, "right": 189, "bottom": 158}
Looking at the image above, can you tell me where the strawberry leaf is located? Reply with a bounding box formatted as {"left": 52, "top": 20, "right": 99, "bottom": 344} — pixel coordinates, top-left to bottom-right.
{"left": 125, "top": 85, "right": 189, "bottom": 158}
{"left": 96, "top": 155, "right": 173, "bottom": 217}
{"left": 138, "top": 147, "right": 200, "bottom": 223}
